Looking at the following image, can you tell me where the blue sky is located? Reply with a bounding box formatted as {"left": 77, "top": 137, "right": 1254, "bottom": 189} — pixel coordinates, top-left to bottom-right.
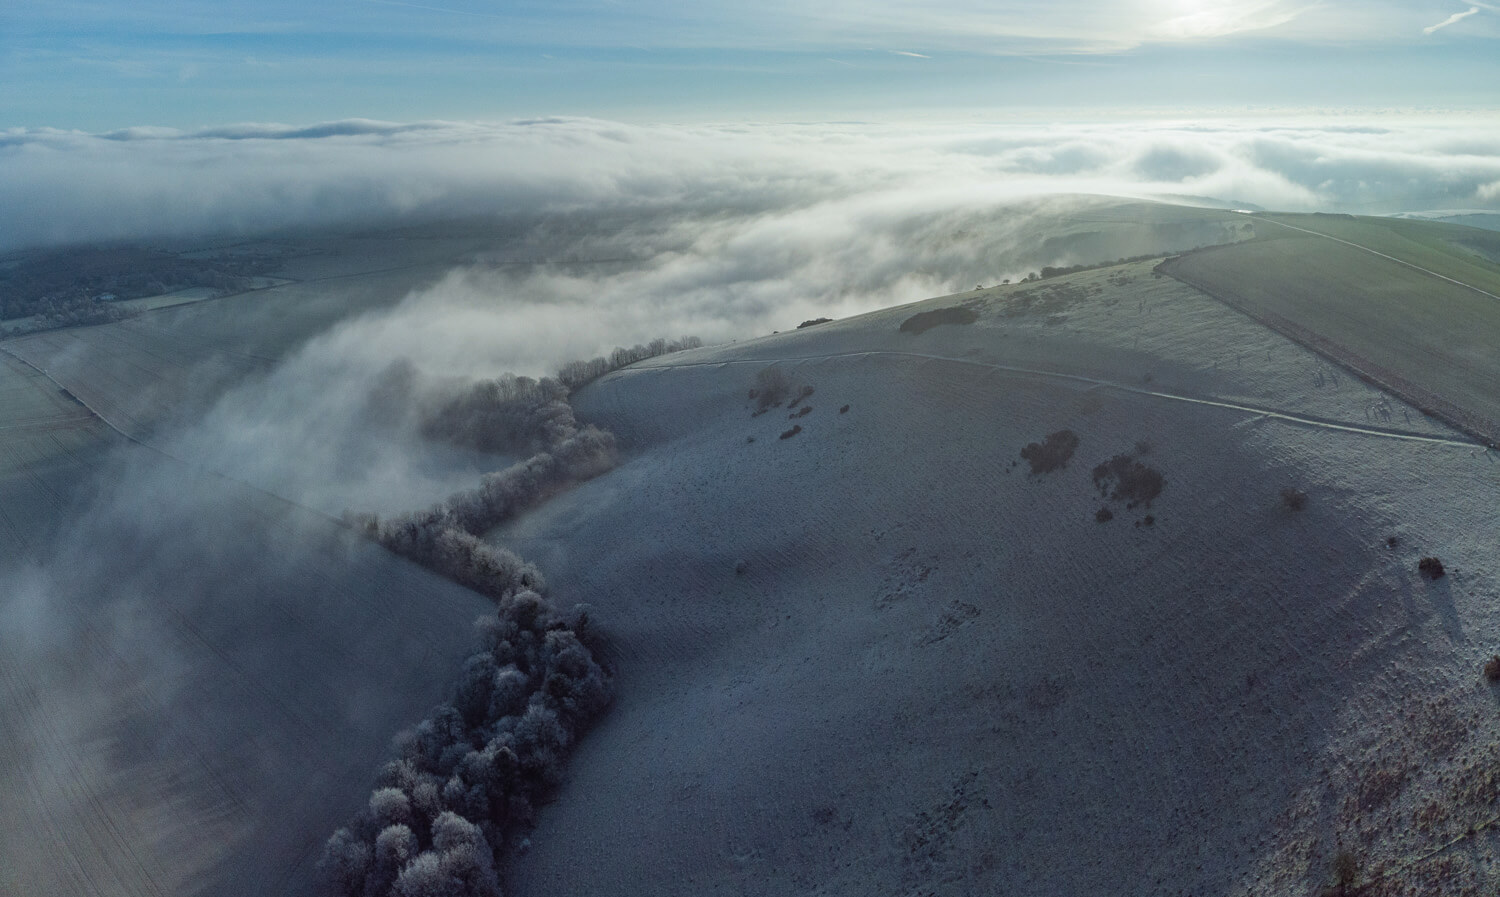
{"left": 3, "top": 0, "right": 1498, "bottom": 128}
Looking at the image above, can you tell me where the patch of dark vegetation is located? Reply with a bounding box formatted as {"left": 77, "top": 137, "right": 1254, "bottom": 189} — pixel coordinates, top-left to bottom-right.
{"left": 780, "top": 425, "right": 802, "bottom": 440}
{"left": 1038, "top": 252, "right": 1172, "bottom": 281}
{"left": 2, "top": 294, "right": 135, "bottom": 335}
{"left": 1092, "top": 453, "right": 1164, "bottom": 509}
{"left": 753, "top": 366, "right": 792, "bottom": 411}
{"left": 797, "top": 317, "right": 832, "bottom": 329}
{"left": 1357, "top": 763, "right": 1408, "bottom": 813}
{"left": 1385, "top": 535, "right": 1399, "bottom": 550}
{"left": 555, "top": 336, "right": 702, "bottom": 391}
{"left": 789, "top": 406, "right": 812, "bottom": 419}
{"left": 1020, "top": 429, "right": 1080, "bottom": 474}
{"left": 319, "top": 591, "right": 610, "bottom": 897}
{"left": 900, "top": 305, "right": 978, "bottom": 334}
{"left": 1280, "top": 487, "right": 1309, "bottom": 511}
{"left": 357, "top": 407, "right": 618, "bottom": 571}
{"left": 839, "top": 404, "right": 850, "bottom": 414}
{"left": 1419, "top": 556, "right": 1446, "bottom": 580}
{"left": 745, "top": 436, "right": 755, "bottom": 444}
{"left": 1483, "top": 655, "right": 1500, "bottom": 684}
{"left": 424, "top": 338, "right": 701, "bottom": 455}
{"left": 1095, "top": 507, "right": 1113, "bottom": 523}
{"left": 422, "top": 374, "right": 575, "bottom": 456}
{"left": 996, "top": 281, "right": 1088, "bottom": 320}
{"left": 788, "top": 384, "right": 815, "bottom": 409}
{"left": 0, "top": 244, "right": 271, "bottom": 321}
{"left": 332, "top": 353, "right": 628, "bottom": 896}
{"left": 1136, "top": 514, "right": 1155, "bottom": 527}
{"left": 1321, "top": 849, "right": 1362, "bottom": 897}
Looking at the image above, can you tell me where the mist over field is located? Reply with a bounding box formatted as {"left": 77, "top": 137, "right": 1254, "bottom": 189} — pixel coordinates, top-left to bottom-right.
{"left": 5, "top": 116, "right": 1500, "bottom": 254}
{"left": 3, "top": 114, "right": 1490, "bottom": 515}
{"left": 6, "top": 104, "right": 1500, "bottom": 895}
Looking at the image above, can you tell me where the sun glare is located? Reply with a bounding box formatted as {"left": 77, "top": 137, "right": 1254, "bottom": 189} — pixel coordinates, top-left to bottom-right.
{"left": 1151, "top": 0, "right": 1300, "bottom": 40}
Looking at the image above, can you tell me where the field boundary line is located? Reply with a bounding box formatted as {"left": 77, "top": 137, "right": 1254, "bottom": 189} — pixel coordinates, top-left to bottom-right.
{"left": 0, "top": 344, "right": 349, "bottom": 528}
{"left": 1249, "top": 215, "right": 1500, "bottom": 304}
{"left": 1157, "top": 250, "right": 1500, "bottom": 447}
{"left": 621, "top": 349, "right": 1485, "bottom": 449}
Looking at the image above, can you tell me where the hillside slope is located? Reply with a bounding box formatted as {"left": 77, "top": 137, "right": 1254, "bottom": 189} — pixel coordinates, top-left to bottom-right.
{"left": 501, "top": 263, "right": 1500, "bottom": 896}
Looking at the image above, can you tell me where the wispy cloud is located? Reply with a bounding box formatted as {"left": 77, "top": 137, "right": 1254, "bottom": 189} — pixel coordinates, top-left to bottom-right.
{"left": 1151, "top": 0, "right": 1307, "bottom": 41}
{"left": 890, "top": 50, "right": 931, "bottom": 58}
{"left": 1423, "top": 6, "right": 1480, "bottom": 33}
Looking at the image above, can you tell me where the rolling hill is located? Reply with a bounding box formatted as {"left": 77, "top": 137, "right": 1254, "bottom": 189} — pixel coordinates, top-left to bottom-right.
{"left": 3, "top": 204, "right": 1499, "bottom": 896}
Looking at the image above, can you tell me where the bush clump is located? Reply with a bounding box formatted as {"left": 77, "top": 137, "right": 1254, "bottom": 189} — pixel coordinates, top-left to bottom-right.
{"left": 1419, "top": 556, "right": 1446, "bottom": 580}
{"left": 1092, "top": 454, "right": 1164, "bottom": 509}
{"left": 1483, "top": 655, "right": 1500, "bottom": 683}
{"left": 753, "top": 367, "right": 792, "bottom": 411}
{"left": 1280, "top": 487, "right": 1308, "bottom": 511}
{"left": 1095, "top": 507, "right": 1113, "bottom": 523}
{"left": 900, "top": 305, "right": 978, "bottom": 335}
{"left": 1020, "top": 430, "right": 1080, "bottom": 474}
{"left": 555, "top": 336, "right": 703, "bottom": 391}
{"left": 319, "top": 591, "right": 610, "bottom": 897}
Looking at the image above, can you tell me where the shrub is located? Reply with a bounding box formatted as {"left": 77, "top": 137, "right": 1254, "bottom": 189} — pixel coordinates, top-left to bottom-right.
{"left": 779, "top": 425, "right": 802, "bottom": 440}
{"left": 797, "top": 317, "right": 832, "bottom": 329}
{"left": 754, "top": 367, "right": 792, "bottom": 411}
{"left": 899, "top": 306, "right": 978, "bottom": 334}
{"left": 1483, "top": 655, "right": 1500, "bottom": 683}
{"left": 1020, "top": 430, "right": 1080, "bottom": 474}
{"left": 1092, "top": 454, "right": 1164, "bottom": 508}
{"left": 1419, "top": 556, "right": 1446, "bottom": 580}
{"left": 1095, "top": 507, "right": 1113, "bottom": 523}
{"left": 1330, "top": 849, "right": 1360, "bottom": 894}
{"left": 1280, "top": 487, "right": 1308, "bottom": 511}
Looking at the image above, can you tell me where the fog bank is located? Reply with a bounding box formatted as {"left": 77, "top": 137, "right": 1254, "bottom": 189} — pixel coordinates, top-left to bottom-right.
{"left": 5, "top": 116, "right": 1500, "bottom": 253}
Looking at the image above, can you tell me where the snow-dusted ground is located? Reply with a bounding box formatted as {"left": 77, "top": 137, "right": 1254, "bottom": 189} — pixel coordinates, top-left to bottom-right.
{"left": 500, "top": 264, "right": 1500, "bottom": 896}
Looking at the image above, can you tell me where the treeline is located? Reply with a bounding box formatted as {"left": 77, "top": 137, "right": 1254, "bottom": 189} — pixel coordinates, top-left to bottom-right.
{"left": 0, "top": 245, "right": 265, "bottom": 321}
{"left": 352, "top": 417, "right": 617, "bottom": 587}
{"left": 1036, "top": 251, "right": 1202, "bottom": 281}
{"left": 325, "top": 337, "right": 704, "bottom": 895}
{"left": 421, "top": 336, "right": 701, "bottom": 455}
{"left": 421, "top": 375, "right": 580, "bottom": 456}
{"left": 556, "top": 336, "right": 702, "bottom": 390}
{"left": 1, "top": 295, "right": 134, "bottom": 336}
{"left": 319, "top": 590, "right": 609, "bottom": 897}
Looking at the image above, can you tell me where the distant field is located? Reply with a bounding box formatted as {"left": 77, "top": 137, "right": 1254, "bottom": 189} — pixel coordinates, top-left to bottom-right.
{"left": 1258, "top": 213, "right": 1500, "bottom": 297}
{"left": 0, "top": 351, "right": 113, "bottom": 553}
{"left": 1161, "top": 215, "right": 1500, "bottom": 444}
{"left": 0, "top": 445, "right": 492, "bottom": 897}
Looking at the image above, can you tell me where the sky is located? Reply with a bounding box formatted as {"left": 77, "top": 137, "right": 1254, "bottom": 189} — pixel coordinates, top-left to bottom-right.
{"left": 2, "top": 1, "right": 1499, "bottom": 252}
{"left": 3, "top": 0, "right": 1499, "bottom": 128}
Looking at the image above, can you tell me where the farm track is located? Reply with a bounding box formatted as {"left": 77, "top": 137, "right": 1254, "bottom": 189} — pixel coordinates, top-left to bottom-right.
{"left": 630, "top": 349, "right": 1485, "bottom": 449}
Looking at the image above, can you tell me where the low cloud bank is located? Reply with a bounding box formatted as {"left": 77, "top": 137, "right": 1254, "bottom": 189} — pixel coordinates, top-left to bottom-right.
{"left": 4, "top": 116, "right": 1500, "bottom": 253}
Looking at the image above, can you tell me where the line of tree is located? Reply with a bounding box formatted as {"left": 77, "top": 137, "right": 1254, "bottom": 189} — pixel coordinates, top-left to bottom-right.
{"left": 555, "top": 336, "right": 702, "bottom": 391}
{"left": 324, "top": 337, "right": 705, "bottom": 896}
{"left": 319, "top": 590, "right": 609, "bottom": 897}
